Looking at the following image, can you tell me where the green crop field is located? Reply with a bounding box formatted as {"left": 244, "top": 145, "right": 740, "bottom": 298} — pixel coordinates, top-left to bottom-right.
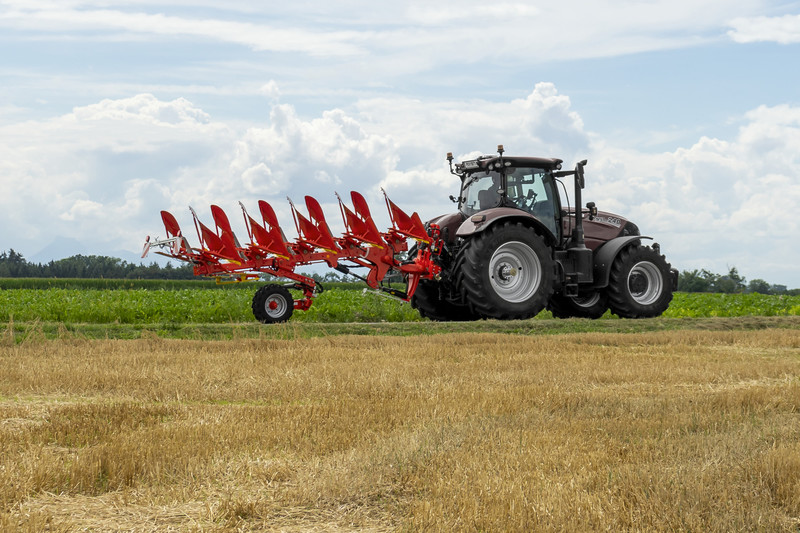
{"left": 1, "top": 279, "right": 799, "bottom": 341}
{"left": 1, "top": 282, "right": 799, "bottom": 324}
{"left": 0, "top": 286, "right": 420, "bottom": 325}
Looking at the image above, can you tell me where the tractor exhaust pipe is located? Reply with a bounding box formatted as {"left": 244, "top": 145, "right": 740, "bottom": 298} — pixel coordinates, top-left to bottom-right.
{"left": 571, "top": 159, "right": 588, "bottom": 249}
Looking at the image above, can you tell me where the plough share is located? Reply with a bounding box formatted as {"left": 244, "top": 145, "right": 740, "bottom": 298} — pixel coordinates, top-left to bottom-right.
{"left": 142, "top": 190, "right": 443, "bottom": 323}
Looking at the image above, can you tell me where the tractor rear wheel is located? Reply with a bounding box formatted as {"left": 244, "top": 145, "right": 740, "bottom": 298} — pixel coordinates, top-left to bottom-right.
{"left": 411, "top": 279, "right": 479, "bottom": 321}
{"left": 252, "top": 284, "right": 294, "bottom": 323}
{"left": 458, "top": 221, "right": 555, "bottom": 319}
{"left": 607, "top": 245, "right": 673, "bottom": 318}
{"left": 548, "top": 290, "right": 609, "bottom": 319}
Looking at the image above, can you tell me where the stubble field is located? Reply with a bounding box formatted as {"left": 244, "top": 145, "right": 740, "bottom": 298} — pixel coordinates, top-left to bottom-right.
{"left": 2, "top": 323, "right": 799, "bottom": 531}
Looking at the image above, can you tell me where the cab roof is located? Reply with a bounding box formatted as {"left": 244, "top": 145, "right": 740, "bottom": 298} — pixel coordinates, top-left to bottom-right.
{"left": 458, "top": 155, "right": 564, "bottom": 173}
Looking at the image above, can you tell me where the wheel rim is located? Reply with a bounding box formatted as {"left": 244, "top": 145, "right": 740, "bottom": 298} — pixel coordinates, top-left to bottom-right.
{"left": 264, "top": 293, "right": 289, "bottom": 319}
{"left": 488, "top": 241, "right": 541, "bottom": 303}
{"left": 572, "top": 292, "right": 601, "bottom": 308}
{"left": 627, "top": 261, "right": 663, "bottom": 305}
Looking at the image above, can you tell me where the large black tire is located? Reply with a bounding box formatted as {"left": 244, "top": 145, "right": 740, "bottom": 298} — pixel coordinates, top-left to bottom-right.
{"left": 252, "top": 284, "right": 294, "bottom": 323}
{"left": 548, "top": 290, "right": 609, "bottom": 319}
{"left": 607, "top": 245, "right": 673, "bottom": 318}
{"left": 458, "top": 221, "right": 556, "bottom": 320}
{"left": 411, "top": 279, "right": 479, "bottom": 321}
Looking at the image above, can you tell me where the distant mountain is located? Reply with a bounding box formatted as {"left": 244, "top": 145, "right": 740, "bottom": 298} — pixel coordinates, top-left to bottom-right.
{"left": 28, "top": 237, "right": 89, "bottom": 264}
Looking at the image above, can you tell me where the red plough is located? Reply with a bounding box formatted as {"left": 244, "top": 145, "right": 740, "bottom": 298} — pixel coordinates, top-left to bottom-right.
{"left": 142, "top": 190, "right": 442, "bottom": 323}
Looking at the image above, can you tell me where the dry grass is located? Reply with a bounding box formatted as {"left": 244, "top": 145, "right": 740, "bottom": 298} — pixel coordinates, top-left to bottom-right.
{"left": 1, "top": 328, "right": 799, "bottom": 531}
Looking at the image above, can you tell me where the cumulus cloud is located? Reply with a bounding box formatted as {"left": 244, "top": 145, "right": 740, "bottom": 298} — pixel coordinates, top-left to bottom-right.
{"left": 587, "top": 104, "right": 800, "bottom": 284}
{"left": 73, "top": 94, "right": 211, "bottom": 125}
{"left": 259, "top": 81, "right": 281, "bottom": 101}
{"left": 352, "top": 82, "right": 590, "bottom": 205}
{"left": 0, "top": 94, "right": 231, "bottom": 251}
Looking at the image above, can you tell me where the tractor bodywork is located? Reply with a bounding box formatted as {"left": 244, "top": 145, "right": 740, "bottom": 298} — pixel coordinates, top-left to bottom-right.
{"left": 407, "top": 147, "right": 677, "bottom": 321}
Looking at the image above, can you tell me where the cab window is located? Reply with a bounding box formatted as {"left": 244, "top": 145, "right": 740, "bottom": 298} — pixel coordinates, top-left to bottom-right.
{"left": 506, "top": 168, "right": 560, "bottom": 238}
{"left": 460, "top": 172, "right": 502, "bottom": 216}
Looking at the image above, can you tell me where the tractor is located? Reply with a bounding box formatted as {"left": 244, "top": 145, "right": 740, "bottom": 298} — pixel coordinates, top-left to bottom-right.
{"left": 142, "top": 145, "right": 677, "bottom": 323}
{"left": 409, "top": 145, "right": 677, "bottom": 320}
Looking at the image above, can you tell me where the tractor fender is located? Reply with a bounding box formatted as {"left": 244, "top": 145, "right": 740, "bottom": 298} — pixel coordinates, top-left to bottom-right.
{"left": 592, "top": 235, "right": 652, "bottom": 289}
{"left": 455, "top": 207, "right": 557, "bottom": 245}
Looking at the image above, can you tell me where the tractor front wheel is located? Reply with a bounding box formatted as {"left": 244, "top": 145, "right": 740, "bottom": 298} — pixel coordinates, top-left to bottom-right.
{"left": 252, "top": 284, "right": 294, "bottom": 323}
{"left": 607, "top": 245, "right": 673, "bottom": 318}
{"left": 458, "top": 221, "right": 556, "bottom": 320}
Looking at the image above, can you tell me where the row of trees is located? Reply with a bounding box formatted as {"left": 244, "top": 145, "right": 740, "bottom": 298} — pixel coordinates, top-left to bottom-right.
{"left": 1, "top": 249, "right": 796, "bottom": 293}
{"left": 677, "top": 267, "right": 795, "bottom": 295}
{"left": 0, "top": 249, "right": 194, "bottom": 279}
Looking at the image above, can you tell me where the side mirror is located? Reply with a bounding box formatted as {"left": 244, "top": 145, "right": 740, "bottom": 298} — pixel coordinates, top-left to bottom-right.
{"left": 575, "top": 160, "right": 587, "bottom": 189}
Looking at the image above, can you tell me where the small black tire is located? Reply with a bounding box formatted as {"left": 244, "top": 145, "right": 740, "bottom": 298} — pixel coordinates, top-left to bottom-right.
{"left": 548, "top": 291, "right": 609, "bottom": 319}
{"left": 459, "top": 221, "right": 556, "bottom": 320}
{"left": 607, "top": 245, "right": 673, "bottom": 318}
{"left": 252, "top": 284, "right": 294, "bottom": 323}
{"left": 411, "top": 279, "right": 479, "bottom": 321}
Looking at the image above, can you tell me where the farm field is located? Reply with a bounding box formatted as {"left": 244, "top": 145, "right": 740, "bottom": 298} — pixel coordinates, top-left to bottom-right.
{"left": 1, "top": 327, "right": 799, "bottom": 531}
{"left": 0, "top": 281, "right": 799, "bottom": 338}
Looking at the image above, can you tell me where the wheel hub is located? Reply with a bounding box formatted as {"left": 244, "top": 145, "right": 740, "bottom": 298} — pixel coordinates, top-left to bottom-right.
{"left": 488, "top": 241, "right": 541, "bottom": 303}
{"left": 497, "top": 264, "right": 518, "bottom": 281}
{"left": 265, "top": 294, "right": 288, "bottom": 317}
{"left": 627, "top": 261, "right": 663, "bottom": 305}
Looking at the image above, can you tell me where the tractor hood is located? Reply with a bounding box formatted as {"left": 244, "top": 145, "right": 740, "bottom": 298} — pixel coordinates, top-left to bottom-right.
{"left": 564, "top": 208, "right": 639, "bottom": 250}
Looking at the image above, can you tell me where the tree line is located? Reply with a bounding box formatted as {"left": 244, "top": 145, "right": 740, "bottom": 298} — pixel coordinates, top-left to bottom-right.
{"left": 1, "top": 249, "right": 796, "bottom": 293}
{"left": 677, "top": 266, "right": 796, "bottom": 295}
{"left": 0, "top": 249, "right": 194, "bottom": 279}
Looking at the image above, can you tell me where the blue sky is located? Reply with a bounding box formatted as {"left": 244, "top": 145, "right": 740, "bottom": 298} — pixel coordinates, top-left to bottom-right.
{"left": 1, "top": 0, "right": 800, "bottom": 287}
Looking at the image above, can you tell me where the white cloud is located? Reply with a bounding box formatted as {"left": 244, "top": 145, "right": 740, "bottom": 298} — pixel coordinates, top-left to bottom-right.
{"left": 0, "top": 0, "right": 769, "bottom": 67}
{"left": 728, "top": 14, "right": 800, "bottom": 44}
{"left": 73, "top": 94, "right": 211, "bottom": 126}
{"left": 2, "top": 85, "right": 589, "bottom": 261}
{"left": 586, "top": 103, "right": 800, "bottom": 285}
{"left": 59, "top": 198, "right": 103, "bottom": 221}
{"left": 0, "top": 94, "right": 232, "bottom": 248}
{"left": 345, "top": 83, "right": 590, "bottom": 211}
{"left": 0, "top": 4, "right": 365, "bottom": 56}
{"left": 259, "top": 81, "right": 281, "bottom": 101}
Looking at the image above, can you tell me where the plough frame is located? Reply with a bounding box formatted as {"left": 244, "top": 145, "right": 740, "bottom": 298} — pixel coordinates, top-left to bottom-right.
{"left": 143, "top": 190, "right": 442, "bottom": 322}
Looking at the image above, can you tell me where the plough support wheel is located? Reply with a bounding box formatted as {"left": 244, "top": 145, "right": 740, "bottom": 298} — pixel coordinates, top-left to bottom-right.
{"left": 252, "top": 284, "right": 294, "bottom": 323}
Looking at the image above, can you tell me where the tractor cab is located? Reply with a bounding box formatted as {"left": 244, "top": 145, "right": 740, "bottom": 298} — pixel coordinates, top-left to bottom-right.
{"left": 455, "top": 155, "right": 563, "bottom": 240}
